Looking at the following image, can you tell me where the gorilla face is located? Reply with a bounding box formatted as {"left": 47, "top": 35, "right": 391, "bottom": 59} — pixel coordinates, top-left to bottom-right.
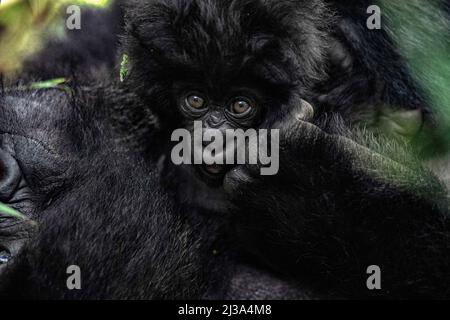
{"left": 168, "top": 81, "right": 280, "bottom": 213}
{"left": 0, "top": 87, "right": 120, "bottom": 276}
{"left": 175, "top": 83, "right": 265, "bottom": 176}
{"left": 0, "top": 90, "right": 73, "bottom": 270}
{"left": 0, "top": 139, "right": 52, "bottom": 269}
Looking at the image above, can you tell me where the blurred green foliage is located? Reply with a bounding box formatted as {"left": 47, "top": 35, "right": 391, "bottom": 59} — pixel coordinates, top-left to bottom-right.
{"left": 0, "top": 0, "right": 111, "bottom": 75}
{"left": 379, "top": 0, "right": 450, "bottom": 155}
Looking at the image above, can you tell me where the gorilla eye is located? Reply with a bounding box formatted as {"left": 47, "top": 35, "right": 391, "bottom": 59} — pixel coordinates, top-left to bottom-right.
{"left": 230, "top": 99, "right": 252, "bottom": 115}
{"left": 186, "top": 95, "right": 206, "bottom": 110}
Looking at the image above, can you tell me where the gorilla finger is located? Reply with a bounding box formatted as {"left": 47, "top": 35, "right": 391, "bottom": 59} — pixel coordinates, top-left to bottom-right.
{"left": 279, "top": 119, "right": 325, "bottom": 154}
{"left": 275, "top": 99, "right": 315, "bottom": 129}
{"left": 292, "top": 99, "right": 315, "bottom": 122}
{"left": 272, "top": 100, "right": 315, "bottom": 140}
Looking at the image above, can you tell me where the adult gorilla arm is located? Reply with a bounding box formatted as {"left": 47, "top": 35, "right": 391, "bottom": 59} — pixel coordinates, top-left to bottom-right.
{"left": 225, "top": 102, "right": 450, "bottom": 299}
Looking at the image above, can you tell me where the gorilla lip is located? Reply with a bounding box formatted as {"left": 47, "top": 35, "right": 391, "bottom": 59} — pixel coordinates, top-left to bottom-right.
{"left": 204, "top": 164, "right": 227, "bottom": 175}
{"left": 193, "top": 164, "right": 230, "bottom": 187}
{"left": 199, "top": 164, "right": 230, "bottom": 182}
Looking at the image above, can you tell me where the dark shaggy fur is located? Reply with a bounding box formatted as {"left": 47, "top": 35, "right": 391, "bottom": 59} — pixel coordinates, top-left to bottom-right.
{"left": 1, "top": 0, "right": 450, "bottom": 300}
{"left": 316, "top": 0, "right": 429, "bottom": 116}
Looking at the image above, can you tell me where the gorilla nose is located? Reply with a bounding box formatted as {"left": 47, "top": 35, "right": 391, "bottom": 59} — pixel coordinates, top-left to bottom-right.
{"left": 206, "top": 111, "right": 224, "bottom": 128}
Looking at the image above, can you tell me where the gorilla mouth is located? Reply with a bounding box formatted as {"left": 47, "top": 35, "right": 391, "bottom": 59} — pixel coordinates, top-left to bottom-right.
{"left": 195, "top": 164, "right": 230, "bottom": 186}
{"left": 204, "top": 164, "right": 228, "bottom": 175}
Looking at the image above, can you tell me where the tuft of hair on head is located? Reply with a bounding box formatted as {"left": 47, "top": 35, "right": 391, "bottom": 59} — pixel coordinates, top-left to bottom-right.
{"left": 121, "top": 0, "right": 334, "bottom": 100}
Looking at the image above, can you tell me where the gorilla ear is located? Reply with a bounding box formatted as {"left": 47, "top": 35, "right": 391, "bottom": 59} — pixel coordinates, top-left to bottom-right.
{"left": 0, "top": 149, "right": 21, "bottom": 202}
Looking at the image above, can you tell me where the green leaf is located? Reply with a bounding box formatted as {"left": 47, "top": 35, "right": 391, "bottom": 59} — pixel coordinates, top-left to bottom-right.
{"left": 30, "top": 77, "right": 67, "bottom": 89}
{"left": 120, "top": 54, "right": 129, "bottom": 82}
{"left": 70, "top": 0, "right": 111, "bottom": 8}
{"left": 0, "top": 202, "right": 26, "bottom": 220}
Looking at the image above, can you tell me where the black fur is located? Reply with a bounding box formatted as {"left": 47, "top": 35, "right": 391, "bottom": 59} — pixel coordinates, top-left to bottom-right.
{"left": 1, "top": 0, "right": 450, "bottom": 300}
{"left": 225, "top": 108, "right": 450, "bottom": 298}
{"left": 121, "top": 0, "right": 332, "bottom": 127}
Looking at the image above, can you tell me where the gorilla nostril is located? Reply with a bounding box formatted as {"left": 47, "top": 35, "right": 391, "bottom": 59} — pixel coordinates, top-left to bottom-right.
{"left": 0, "top": 149, "right": 21, "bottom": 201}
